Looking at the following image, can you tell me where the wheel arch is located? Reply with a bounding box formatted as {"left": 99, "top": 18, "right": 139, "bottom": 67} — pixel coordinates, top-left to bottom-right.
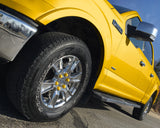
{"left": 151, "top": 90, "right": 159, "bottom": 104}
{"left": 36, "top": 7, "right": 112, "bottom": 62}
{"left": 41, "top": 16, "right": 105, "bottom": 93}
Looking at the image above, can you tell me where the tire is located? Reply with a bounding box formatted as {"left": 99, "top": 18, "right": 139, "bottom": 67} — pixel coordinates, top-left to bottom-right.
{"left": 132, "top": 97, "right": 152, "bottom": 120}
{"left": 6, "top": 32, "right": 92, "bottom": 121}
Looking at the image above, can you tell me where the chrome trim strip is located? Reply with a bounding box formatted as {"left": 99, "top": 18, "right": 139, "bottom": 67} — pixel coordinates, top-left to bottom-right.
{"left": 0, "top": 10, "right": 37, "bottom": 61}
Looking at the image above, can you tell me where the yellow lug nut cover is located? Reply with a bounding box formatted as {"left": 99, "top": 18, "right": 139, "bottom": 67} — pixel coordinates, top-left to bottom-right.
{"left": 62, "top": 85, "right": 66, "bottom": 89}
{"left": 59, "top": 74, "right": 63, "bottom": 78}
{"left": 57, "top": 86, "right": 61, "bottom": 91}
{"left": 64, "top": 73, "right": 69, "bottom": 77}
{"left": 66, "top": 78, "right": 70, "bottom": 82}
{"left": 55, "top": 81, "right": 59, "bottom": 85}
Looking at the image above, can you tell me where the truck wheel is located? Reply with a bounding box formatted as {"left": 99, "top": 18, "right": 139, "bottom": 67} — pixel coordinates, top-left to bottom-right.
{"left": 6, "top": 32, "right": 92, "bottom": 121}
{"left": 132, "top": 97, "right": 152, "bottom": 120}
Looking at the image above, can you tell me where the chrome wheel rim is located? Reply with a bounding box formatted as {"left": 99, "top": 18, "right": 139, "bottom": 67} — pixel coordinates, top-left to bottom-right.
{"left": 144, "top": 104, "right": 150, "bottom": 114}
{"left": 142, "top": 102, "right": 150, "bottom": 118}
{"left": 40, "top": 55, "right": 82, "bottom": 108}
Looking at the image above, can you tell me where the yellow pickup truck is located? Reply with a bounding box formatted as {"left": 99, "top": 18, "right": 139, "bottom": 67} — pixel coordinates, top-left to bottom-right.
{"left": 0, "top": 0, "right": 159, "bottom": 121}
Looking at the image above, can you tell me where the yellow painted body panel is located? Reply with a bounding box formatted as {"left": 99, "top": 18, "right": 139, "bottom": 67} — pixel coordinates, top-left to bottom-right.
{"left": 0, "top": 0, "right": 53, "bottom": 20}
{"left": 1, "top": 0, "right": 159, "bottom": 104}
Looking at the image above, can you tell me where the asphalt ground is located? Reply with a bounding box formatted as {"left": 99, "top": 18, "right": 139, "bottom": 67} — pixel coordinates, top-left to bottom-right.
{"left": 0, "top": 83, "right": 160, "bottom": 128}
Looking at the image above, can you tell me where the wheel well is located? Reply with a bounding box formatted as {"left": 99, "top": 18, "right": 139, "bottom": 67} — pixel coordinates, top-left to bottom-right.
{"left": 41, "top": 17, "right": 104, "bottom": 91}
{"left": 152, "top": 91, "right": 158, "bottom": 104}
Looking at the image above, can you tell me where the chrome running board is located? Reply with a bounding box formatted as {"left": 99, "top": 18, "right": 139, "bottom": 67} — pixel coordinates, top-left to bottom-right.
{"left": 93, "top": 90, "right": 141, "bottom": 108}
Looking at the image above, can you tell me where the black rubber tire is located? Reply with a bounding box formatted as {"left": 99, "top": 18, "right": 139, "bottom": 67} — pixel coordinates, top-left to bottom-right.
{"left": 6, "top": 32, "right": 92, "bottom": 121}
{"left": 132, "top": 97, "right": 152, "bottom": 120}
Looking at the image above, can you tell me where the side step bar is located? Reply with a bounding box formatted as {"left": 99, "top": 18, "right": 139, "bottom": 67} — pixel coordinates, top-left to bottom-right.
{"left": 93, "top": 90, "right": 141, "bottom": 108}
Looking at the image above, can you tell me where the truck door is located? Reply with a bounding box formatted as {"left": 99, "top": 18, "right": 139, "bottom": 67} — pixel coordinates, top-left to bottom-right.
{"left": 107, "top": 17, "right": 153, "bottom": 102}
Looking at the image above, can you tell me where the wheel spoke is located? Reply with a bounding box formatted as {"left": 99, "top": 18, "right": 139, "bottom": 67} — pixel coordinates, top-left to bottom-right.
{"left": 59, "top": 58, "right": 63, "bottom": 70}
{"left": 63, "top": 56, "right": 75, "bottom": 73}
{"left": 70, "top": 79, "right": 80, "bottom": 83}
{"left": 52, "top": 64, "right": 59, "bottom": 73}
{"left": 42, "top": 81, "right": 55, "bottom": 85}
{"left": 41, "top": 86, "right": 54, "bottom": 94}
{"left": 70, "top": 60, "right": 80, "bottom": 72}
{"left": 70, "top": 72, "right": 82, "bottom": 83}
{"left": 48, "top": 90, "right": 59, "bottom": 107}
{"left": 41, "top": 81, "right": 54, "bottom": 94}
{"left": 66, "top": 86, "right": 73, "bottom": 96}
{"left": 61, "top": 91, "right": 66, "bottom": 102}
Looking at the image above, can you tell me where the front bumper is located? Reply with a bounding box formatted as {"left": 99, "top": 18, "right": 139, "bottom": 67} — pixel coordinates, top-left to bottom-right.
{"left": 0, "top": 9, "right": 37, "bottom": 61}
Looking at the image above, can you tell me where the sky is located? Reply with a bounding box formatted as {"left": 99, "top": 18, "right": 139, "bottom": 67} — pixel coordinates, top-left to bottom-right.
{"left": 108, "top": 0, "right": 160, "bottom": 61}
